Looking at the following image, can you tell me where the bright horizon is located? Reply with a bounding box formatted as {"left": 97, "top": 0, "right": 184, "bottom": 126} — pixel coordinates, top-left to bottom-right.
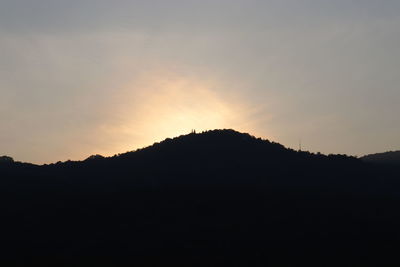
{"left": 1, "top": 1, "right": 400, "bottom": 164}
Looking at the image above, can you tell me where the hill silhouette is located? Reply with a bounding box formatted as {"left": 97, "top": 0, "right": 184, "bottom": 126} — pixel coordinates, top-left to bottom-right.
{"left": 1, "top": 129, "right": 400, "bottom": 266}
{"left": 362, "top": 150, "right": 400, "bottom": 165}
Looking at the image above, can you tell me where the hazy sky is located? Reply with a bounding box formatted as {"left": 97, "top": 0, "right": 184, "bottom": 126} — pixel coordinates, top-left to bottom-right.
{"left": 1, "top": 0, "right": 400, "bottom": 163}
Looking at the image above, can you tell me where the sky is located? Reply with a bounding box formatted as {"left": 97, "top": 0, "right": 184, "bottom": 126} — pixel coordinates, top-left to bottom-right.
{"left": 1, "top": 0, "right": 400, "bottom": 164}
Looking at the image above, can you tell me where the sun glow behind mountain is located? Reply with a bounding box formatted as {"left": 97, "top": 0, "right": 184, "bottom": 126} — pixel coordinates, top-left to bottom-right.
{"left": 94, "top": 72, "right": 262, "bottom": 159}
{"left": 3, "top": 1, "right": 400, "bottom": 164}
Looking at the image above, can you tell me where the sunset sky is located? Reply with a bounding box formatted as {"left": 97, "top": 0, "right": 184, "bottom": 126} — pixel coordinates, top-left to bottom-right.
{"left": 1, "top": 0, "right": 400, "bottom": 164}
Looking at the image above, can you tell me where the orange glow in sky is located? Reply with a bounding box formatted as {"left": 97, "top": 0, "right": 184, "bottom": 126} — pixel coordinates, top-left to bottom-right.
{"left": 92, "top": 72, "right": 264, "bottom": 158}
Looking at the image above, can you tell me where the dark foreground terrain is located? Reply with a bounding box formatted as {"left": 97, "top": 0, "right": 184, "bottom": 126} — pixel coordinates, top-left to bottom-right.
{"left": 1, "top": 129, "right": 400, "bottom": 266}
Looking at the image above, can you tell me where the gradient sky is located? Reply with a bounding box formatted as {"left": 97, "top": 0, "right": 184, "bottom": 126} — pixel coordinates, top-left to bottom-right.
{"left": 1, "top": 0, "right": 400, "bottom": 164}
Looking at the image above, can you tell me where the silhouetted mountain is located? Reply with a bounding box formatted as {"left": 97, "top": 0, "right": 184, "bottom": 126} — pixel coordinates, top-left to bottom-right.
{"left": 362, "top": 150, "right": 400, "bottom": 165}
{"left": 0, "top": 155, "right": 14, "bottom": 163}
{"left": 0, "top": 129, "right": 399, "bottom": 266}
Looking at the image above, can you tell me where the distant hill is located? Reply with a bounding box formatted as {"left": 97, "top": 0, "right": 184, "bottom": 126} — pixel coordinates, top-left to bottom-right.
{"left": 361, "top": 150, "right": 400, "bottom": 165}
{"left": 0, "top": 129, "right": 399, "bottom": 266}
{"left": 0, "top": 155, "right": 13, "bottom": 163}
